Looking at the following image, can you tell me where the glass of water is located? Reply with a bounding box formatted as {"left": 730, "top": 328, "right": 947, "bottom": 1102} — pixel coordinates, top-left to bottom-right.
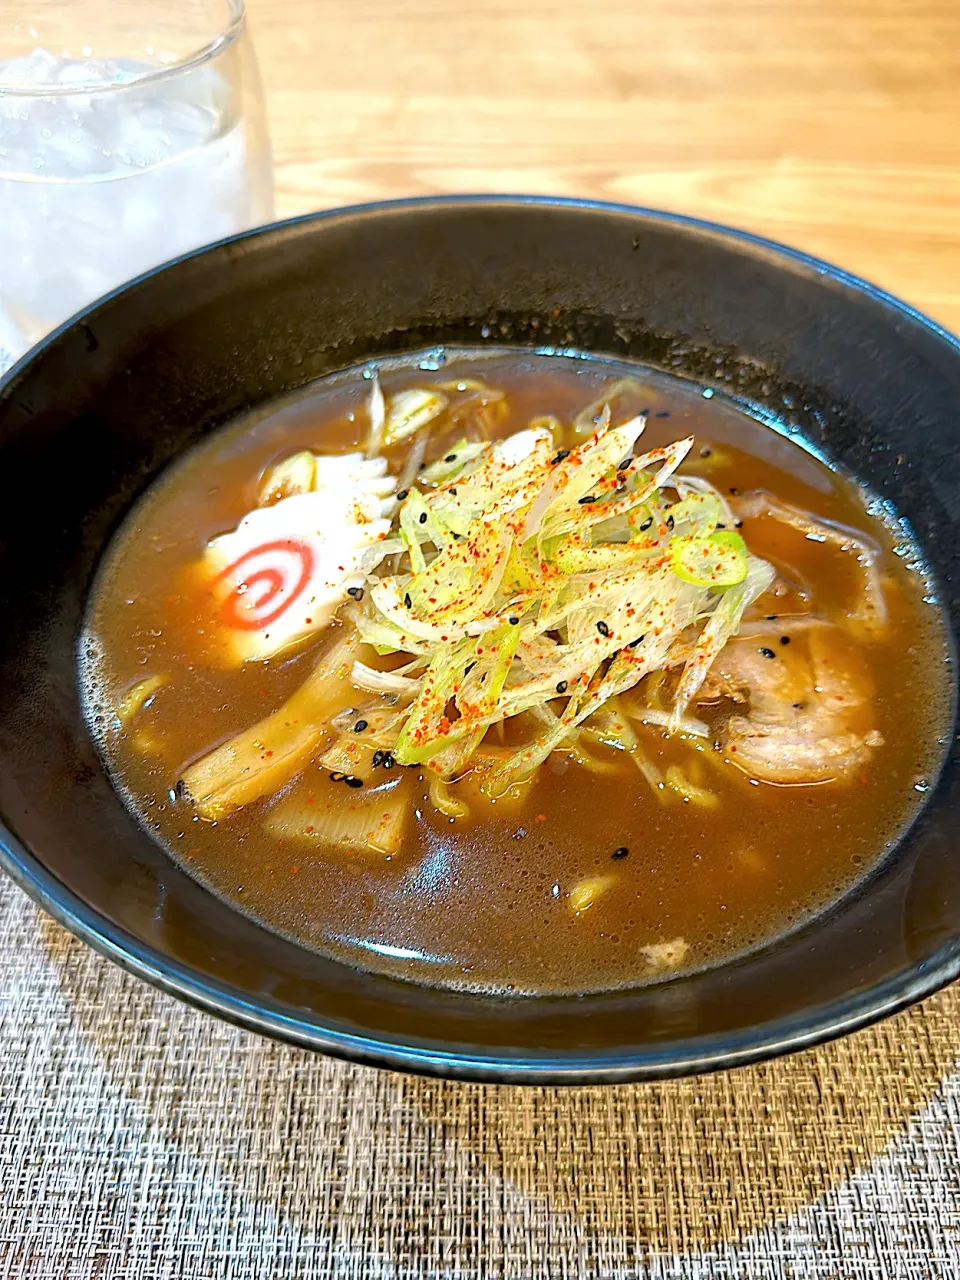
{"left": 0, "top": 0, "right": 273, "bottom": 373}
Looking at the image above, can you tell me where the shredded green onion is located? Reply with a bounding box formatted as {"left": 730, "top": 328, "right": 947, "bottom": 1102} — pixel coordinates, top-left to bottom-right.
{"left": 420, "top": 439, "right": 487, "bottom": 485}
{"left": 350, "top": 398, "right": 773, "bottom": 788}
{"left": 669, "top": 529, "right": 748, "bottom": 587}
{"left": 383, "top": 388, "right": 448, "bottom": 446}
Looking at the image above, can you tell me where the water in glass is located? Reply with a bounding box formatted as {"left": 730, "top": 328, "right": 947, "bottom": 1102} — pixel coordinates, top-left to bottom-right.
{"left": 0, "top": 15, "right": 272, "bottom": 372}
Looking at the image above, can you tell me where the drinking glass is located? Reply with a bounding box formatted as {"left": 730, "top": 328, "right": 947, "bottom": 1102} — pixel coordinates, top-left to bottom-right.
{"left": 0, "top": 0, "right": 273, "bottom": 372}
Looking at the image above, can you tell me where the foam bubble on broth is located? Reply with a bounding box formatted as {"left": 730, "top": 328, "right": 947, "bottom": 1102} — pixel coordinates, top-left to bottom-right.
{"left": 79, "top": 350, "right": 953, "bottom": 996}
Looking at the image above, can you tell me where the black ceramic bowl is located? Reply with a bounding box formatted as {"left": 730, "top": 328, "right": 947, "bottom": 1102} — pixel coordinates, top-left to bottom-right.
{"left": 1, "top": 197, "right": 958, "bottom": 1083}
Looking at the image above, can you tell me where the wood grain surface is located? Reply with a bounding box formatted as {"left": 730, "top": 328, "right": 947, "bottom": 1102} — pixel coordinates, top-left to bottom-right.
{"left": 245, "top": 0, "right": 960, "bottom": 334}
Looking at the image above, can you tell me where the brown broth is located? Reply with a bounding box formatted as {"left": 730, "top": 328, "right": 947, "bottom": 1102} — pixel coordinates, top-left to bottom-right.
{"left": 81, "top": 351, "right": 951, "bottom": 995}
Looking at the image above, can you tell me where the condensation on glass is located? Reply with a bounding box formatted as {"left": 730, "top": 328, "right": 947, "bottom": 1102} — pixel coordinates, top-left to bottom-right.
{"left": 0, "top": 0, "right": 273, "bottom": 372}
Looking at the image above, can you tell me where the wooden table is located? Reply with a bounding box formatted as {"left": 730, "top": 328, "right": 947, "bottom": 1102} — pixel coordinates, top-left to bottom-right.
{"left": 247, "top": 0, "right": 960, "bottom": 335}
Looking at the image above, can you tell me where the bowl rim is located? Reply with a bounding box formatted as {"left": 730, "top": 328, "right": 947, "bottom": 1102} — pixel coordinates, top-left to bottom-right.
{"left": 2, "top": 193, "right": 959, "bottom": 1083}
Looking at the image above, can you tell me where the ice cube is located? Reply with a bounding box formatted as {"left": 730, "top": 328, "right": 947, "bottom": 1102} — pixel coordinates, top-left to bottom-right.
{"left": 0, "top": 48, "right": 271, "bottom": 356}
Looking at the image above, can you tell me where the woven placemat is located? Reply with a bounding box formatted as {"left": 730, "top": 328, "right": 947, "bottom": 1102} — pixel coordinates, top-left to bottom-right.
{"left": 1, "top": 871, "right": 958, "bottom": 1279}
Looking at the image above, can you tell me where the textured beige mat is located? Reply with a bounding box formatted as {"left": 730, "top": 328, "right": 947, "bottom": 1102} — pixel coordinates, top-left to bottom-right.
{"left": 1, "top": 871, "right": 959, "bottom": 1279}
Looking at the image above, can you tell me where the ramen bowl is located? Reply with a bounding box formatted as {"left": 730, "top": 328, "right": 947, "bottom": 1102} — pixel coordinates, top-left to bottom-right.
{"left": 0, "top": 197, "right": 958, "bottom": 1082}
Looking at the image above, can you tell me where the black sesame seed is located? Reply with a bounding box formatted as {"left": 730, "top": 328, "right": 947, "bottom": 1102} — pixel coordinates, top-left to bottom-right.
{"left": 666, "top": 514, "right": 675, "bottom": 530}
{"left": 449, "top": 487, "right": 457, "bottom": 496}
{"left": 444, "top": 453, "right": 457, "bottom": 462}
{"left": 612, "top": 846, "right": 629, "bottom": 861}
{"left": 508, "top": 615, "right": 519, "bottom": 625}
{"left": 700, "top": 446, "right": 712, "bottom": 458}
{"left": 759, "top": 646, "right": 776, "bottom": 659}
{"left": 556, "top": 680, "right": 568, "bottom": 694}
{"left": 372, "top": 750, "right": 385, "bottom": 769}
{"left": 174, "top": 778, "right": 186, "bottom": 800}
{"left": 729, "top": 486, "right": 741, "bottom": 496}
{"left": 418, "top": 511, "right": 427, "bottom": 524}
{"left": 418, "top": 462, "right": 426, "bottom": 471}
{"left": 404, "top": 592, "right": 412, "bottom": 608}
{"left": 344, "top": 775, "right": 364, "bottom": 788}
{"left": 780, "top": 635, "right": 790, "bottom": 645}
{"left": 655, "top": 410, "right": 671, "bottom": 418}
{"left": 353, "top": 719, "right": 368, "bottom": 733}
{"left": 735, "top": 520, "right": 743, "bottom": 529}
{"left": 629, "top": 634, "right": 646, "bottom": 648}
{"left": 452, "top": 531, "right": 462, "bottom": 540}
{"left": 550, "top": 450, "right": 570, "bottom": 466}
{"left": 347, "top": 586, "right": 364, "bottom": 600}
{"left": 465, "top": 661, "right": 477, "bottom": 675}
{"left": 766, "top": 614, "right": 778, "bottom": 620}
{"left": 329, "top": 771, "right": 346, "bottom": 782}
{"left": 382, "top": 753, "right": 395, "bottom": 769}
{"left": 717, "top": 522, "right": 726, "bottom": 530}
{"left": 639, "top": 516, "right": 653, "bottom": 531}
{"left": 597, "top": 620, "right": 611, "bottom": 637}
{"left": 618, "top": 458, "right": 633, "bottom": 471}
{"left": 578, "top": 494, "right": 598, "bottom": 505}
{"left": 396, "top": 489, "right": 408, "bottom": 501}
